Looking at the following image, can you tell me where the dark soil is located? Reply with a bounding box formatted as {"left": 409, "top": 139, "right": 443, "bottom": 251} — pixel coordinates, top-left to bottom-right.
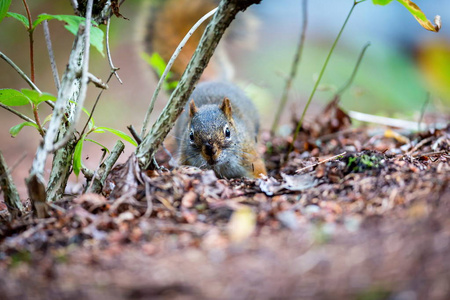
{"left": 1, "top": 106, "right": 449, "bottom": 300}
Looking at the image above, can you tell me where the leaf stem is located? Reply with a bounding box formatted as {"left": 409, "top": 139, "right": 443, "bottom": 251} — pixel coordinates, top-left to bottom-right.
{"left": 22, "top": 0, "right": 35, "bottom": 83}
{"left": 32, "top": 104, "right": 45, "bottom": 137}
{"left": 289, "top": 1, "right": 361, "bottom": 155}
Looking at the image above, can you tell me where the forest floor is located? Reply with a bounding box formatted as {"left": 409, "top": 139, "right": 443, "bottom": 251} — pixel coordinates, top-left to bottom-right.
{"left": 0, "top": 103, "right": 449, "bottom": 300}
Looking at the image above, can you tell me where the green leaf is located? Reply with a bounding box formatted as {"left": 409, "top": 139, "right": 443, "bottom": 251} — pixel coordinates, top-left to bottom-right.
{"left": 0, "top": 89, "right": 31, "bottom": 106}
{"left": 33, "top": 14, "right": 104, "bottom": 55}
{"left": 143, "top": 52, "right": 167, "bottom": 77}
{"left": 166, "top": 81, "right": 179, "bottom": 90}
{"left": 0, "top": 0, "right": 12, "bottom": 24}
{"left": 9, "top": 122, "right": 39, "bottom": 137}
{"left": 396, "top": 0, "right": 441, "bottom": 32}
{"left": 6, "top": 12, "right": 29, "bottom": 28}
{"left": 372, "top": 0, "right": 393, "bottom": 4}
{"left": 372, "top": 0, "right": 441, "bottom": 32}
{"left": 94, "top": 127, "right": 138, "bottom": 146}
{"left": 73, "top": 135, "right": 86, "bottom": 177}
{"left": 21, "top": 89, "right": 56, "bottom": 105}
{"left": 141, "top": 52, "right": 178, "bottom": 91}
{"left": 85, "top": 138, "right": 110, "bottom": 153}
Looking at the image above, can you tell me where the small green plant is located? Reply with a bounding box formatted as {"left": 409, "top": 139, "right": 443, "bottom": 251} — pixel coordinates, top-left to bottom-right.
{"left": 0, "top": 0, "right": 132, "bottom": 215}
{"left": 344, "top": 151, "right": 385, "bottom": 174}
{"left": 286, "top": 0, "right": 440, "bottom": 156}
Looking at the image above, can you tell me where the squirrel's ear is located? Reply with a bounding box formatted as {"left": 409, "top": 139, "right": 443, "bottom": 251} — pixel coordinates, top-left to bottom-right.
{"left": 189, "top": 100, "right": 198, "bottom": 117}
{"left": 220, "top": 97, "right": 232, "bottom": 120}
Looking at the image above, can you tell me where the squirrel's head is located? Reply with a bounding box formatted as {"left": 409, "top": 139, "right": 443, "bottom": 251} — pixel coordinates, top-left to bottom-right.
{"left": 187, "top": 97, "right": 237, "bottom": 166}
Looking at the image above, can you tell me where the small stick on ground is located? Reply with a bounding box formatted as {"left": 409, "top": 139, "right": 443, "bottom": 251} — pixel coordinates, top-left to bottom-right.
{"left": 413, "top": 150, "right": 447, "bottom": 158}
{"left": 406, "top": 136, "right": 435, "bottom": 156}
{"left": 296, "top": 151, "right": 346, "bottom": 174}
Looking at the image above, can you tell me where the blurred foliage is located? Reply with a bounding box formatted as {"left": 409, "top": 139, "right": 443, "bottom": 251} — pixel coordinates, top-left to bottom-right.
{"left": 246, "top": 42, "right": 428, "bottom": 114}
{"left": 418, "top": 40, "right": 450, "bottom": 107}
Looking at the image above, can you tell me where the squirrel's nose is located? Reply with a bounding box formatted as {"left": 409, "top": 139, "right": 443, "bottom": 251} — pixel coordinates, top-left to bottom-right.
{"left": 204, "top": 142, "right": 216, "bottom": 157}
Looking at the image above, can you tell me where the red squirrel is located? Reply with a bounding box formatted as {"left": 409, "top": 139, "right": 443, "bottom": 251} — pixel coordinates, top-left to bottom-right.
{"left": 143, "top": 0, "right": 266, "bottom": 178}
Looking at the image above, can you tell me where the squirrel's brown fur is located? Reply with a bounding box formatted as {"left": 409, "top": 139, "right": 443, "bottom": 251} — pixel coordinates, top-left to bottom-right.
{"left": 145, "top": 0, "right": 266, "bottom": 178}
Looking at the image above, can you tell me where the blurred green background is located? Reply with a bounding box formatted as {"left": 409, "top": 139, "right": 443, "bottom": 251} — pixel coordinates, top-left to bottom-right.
{"left": 0, "top": 0, "right": 449, "bottom": 196}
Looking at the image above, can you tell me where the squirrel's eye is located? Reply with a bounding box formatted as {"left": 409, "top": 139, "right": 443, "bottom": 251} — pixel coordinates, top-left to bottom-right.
{"left": 224, "top": 126, "right": 231, "bottom": 139}
{"left": 189, "top": 130, "right": 194, "bottom": 142}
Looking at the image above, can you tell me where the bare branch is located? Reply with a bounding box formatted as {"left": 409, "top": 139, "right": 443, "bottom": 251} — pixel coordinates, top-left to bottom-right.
{"left": 106, "top": 18, "right": 122, "bottom": 84}
{"left": 0, "top": 51, "right": 42, "bottom": 94}
{"left": 0, "top": 51, "right": 54, "bottom": 109}
{"left": 140, "top": 7, "right": 218, "bottom": 137}
{"left": 88, "top": 73, "right": 109, "bottom": 89}
{"left": 70, "top": 0, "right": 79, "bottom": 14}
{"left": 0, "top": 103, "right": 36, "bottom": 124}
{"left": 43, "top": 20, "right": 61, "bottom": 91}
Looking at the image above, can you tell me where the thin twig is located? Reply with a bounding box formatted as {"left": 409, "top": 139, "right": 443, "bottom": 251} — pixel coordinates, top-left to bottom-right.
{"left": 43, "top": 20, "right": 60, "bottom": 91}
{"left": 0, "top": 51, "right": 41, "bottom": 94}
{"left": 140, "top": 7, "right": 218, "bottom": 137}
{"left": 348, "top": 110, "right": 423, "bottom": 130}
{"left": 271, "top": 0, "right": 308, "bottom": 134}
{"left": 0, "top": 51, "right": 54, "bottom": 109}
{"left": 32, "top": 105, "right": 45, "bottom": 136}
{"left": 22, "top": 0, "right": 35, "bottom": 83}
{"left": 70, "top": 0, "right": 79, "bottom": 14}
{"left": 406, "top": 136, "right": 434, "bottom": 156}
{"left": 80, "top": 71, "right": 115, "bottom": 138}
{"left": 87, "top": 73, "right": 109, "bottom": 89}
{"left": 127, "top": 125, "right": 142, "bottom": 145}
{"left": 0, "top": 103, "right": 36, "bottom": 124}
{"left": 418, "top": 92, "right": 430, "bottom": 132}
{"left": 413, "top": 150, "right": 447, "bottom": 158}
{"left": 9, "top": 152, "right": 28, "bottom": 174}
{"left": 106, "top": 18, "right": 122, "bottom": 84}
{"left": 296, "top": 152, "right": 346, "bottom": 174}
{"left": 290, "top": 1, "right": 362, "bottom": 155}
{"left": 335, "top": 42, "right": 370, "bottom": 97}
